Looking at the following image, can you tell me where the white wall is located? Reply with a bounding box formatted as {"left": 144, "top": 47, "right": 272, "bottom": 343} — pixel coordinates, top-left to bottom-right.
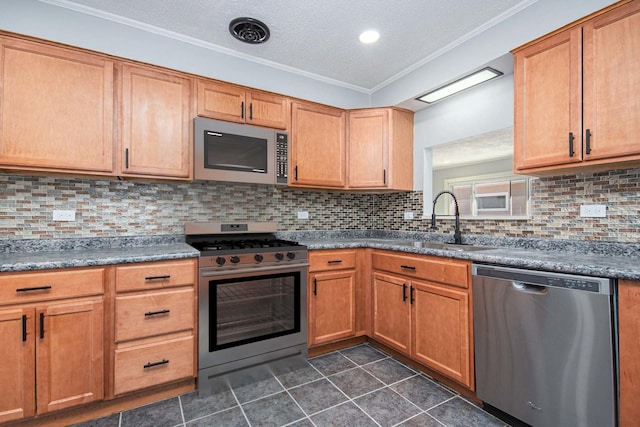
{"left": 414, "top": 74, "right": 514, "bottom": 192}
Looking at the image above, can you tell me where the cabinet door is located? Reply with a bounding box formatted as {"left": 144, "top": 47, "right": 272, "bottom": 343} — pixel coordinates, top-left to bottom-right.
{"left": 0, "top": 307, "right": 35, "bottom": 423}
{"left": 514, "top": 27, "right": 583, "bottom": 171}
{"left": 309, "top": 270, "right": 356, "bottom": 346}
{"left": 120, "top": 64, "right": 191, "bottom": 179}
{"left": 619, "top": 279, "right": 640, "bottom": 427}
{"left": 411, "top": 279, "right": 472, "bottom": 388}
{"left": 348, "top": 109, "right": 388, "bottom": 189}
{"left": 197, "top": 80, "right": 245, "bottom": 124}
{"left": 371, "top": 272, "right": 410, "bottom": 354}
{"left": 290, "top": 101, "right": 346, "bottom": 188}
{"left": 583, "top": 0, "right": 640, "bottom": 162}
{"left": 246, "top": 91, "right": 288, "bottom": 129}
{"left": 0, "top": 37, "right": 114, "bottom": 174}
{"left": 36, "top": 298, "right": 103, "bottom": 414}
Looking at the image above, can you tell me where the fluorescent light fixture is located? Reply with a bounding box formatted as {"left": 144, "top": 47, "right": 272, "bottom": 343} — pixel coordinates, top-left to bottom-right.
{"left": 417, "top": 67, "right": 503, "bottom": 103}
{"left": 359, "top": 30, "right": 380, "bottom": 44}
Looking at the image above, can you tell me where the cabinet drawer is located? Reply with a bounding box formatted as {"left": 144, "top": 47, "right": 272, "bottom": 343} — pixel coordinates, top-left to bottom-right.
{"left": 114, "top": 335, "right": 194, "bottom": 395}
{"left": 309, "top": 250, "right": 357, "bottom": 272}
{"left": 0, "top": 268, "right": 104, "bottom": 305}
{"left": 116, "top": 259, "right": 196, "bottom": 292}
{"left": 372, "top": 251, "right": 469, "bottom": 289}
{"left": 115, "top": 288, "right": 194, "bottom": 342}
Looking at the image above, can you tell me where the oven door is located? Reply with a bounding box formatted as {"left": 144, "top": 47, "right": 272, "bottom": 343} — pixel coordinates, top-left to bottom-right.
{"left": 198, "top": 264, "right": 308, "bottom": 376}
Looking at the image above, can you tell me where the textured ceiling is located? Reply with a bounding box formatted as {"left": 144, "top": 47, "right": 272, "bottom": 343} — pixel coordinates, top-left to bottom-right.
{"left": 49, "top": 0, "right": 530, "bottom": 91}
{"left": 432, "top": 127, "right": 514, "bottom": 169}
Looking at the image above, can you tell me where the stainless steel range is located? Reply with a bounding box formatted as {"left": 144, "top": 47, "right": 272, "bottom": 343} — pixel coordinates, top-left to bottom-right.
{"left": 185, "top": 222, "right": 308, "bottom": 396}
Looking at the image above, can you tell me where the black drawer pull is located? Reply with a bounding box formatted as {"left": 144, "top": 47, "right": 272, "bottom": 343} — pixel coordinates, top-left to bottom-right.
{"left": 16, "top": 285, "right": 52, "bottom": 293}
{"left": 144, "top": 309, "right": 170, "bottom": 317}
{"left": 402, "top": 283, "right": 407, "bottom": 302}
{"left": 568, "top": 132, "right": 575, "bottom": 157}
{"left": 410, "top": 285, "right": 415, "bottom": 304}
{"left": 144, "top": 359, "right": 169, "bottom": 369}
{"left": 39, "top": 312, "right": 45, "bottom": 339}
{"left": 313, "top": 278, "right": 317, "bottom": 296}
{"left": 144, "top": 275, "right": 170, "bottom": 281}
{"left": 585, "top": 128, "right": 592, "bottom": 154}
{"left": 400, "top": 265, "right": 416, "bottom": 271}
{"left": 22, "top": 314, "right": 27, "bottom": 342}
{"left": 327, "top": 260, "right": 343, "bottom": 264}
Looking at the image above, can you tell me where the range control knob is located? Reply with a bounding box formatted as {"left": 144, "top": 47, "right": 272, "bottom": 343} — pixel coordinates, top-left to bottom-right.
{"left": 286, "top": 252, "right": 296, "bottom": 260}
{"left": 230, "top": 256, "right": 240, "bottom": 264}
{"left": 275, "top": 252, "right": 284, "bottom": 261}
{"left": 254, "top": 254, "right": 264, "bottom": 263}
{"left": 215, "top": 256, "right": 226, "bottom": 266}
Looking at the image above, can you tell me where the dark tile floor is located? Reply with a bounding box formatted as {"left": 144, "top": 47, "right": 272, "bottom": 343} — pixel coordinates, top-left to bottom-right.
{"left": 75, "top": 344, "right": 509, "bottom": 427}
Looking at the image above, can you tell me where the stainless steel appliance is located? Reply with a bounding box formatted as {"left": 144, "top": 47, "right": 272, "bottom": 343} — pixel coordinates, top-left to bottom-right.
{"left": 194, "top": 117, "right": 288, "bottom": 185}
{"left": 472, "top": 264, "right": 617, "bottom": 427}
{"left": 185, "top": 222, "right": 308, "bottom": 396}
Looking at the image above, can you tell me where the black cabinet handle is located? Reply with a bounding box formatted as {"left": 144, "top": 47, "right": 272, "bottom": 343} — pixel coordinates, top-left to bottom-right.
{"left": 585, "top": 129, "right": 592, "bottom": 155}
{"left": 144, "top": 275, "right": 171, "bottom": 281}
{"left": 241, "top": 101, "right": 245, "bottom": 119}
{"left": 383, "top": 169, "right": 386, "bottom": 184}
{"left": 143, "top": 359, "right": 169, "bottom": 369}
{"left": 400, "top": 265, "right": 416, "bottom": 271}
{"left": 16, "top": 285, "right": 52, "bottom": 293}
{"left": 402, "top": 283, "right": 407, "bottom": 302}
{"left": 295, "top": 166, "right": 298, "bottom": 181}
{"left": 144, "top": 309, "right": 170, "bottom": 317}
{"left": 313, "top": 278, "right": 317, "bottom": 296}
{"left": 22, "top": 314, "right": 27, "bottom": 342}
{"left": 249, "top": 103, "right": 253, "bottom": 120}
{"left": 327, "top": 260, "right": 343, "bottom": 264}
{"left": 39, "top": 313, "right": 44, "bottom": 339}
{"left": 125, "top": 148, "right": 129, "bottom": 169}
{"left": 410, "top": 285, "right": 415, "bottom": 304}
{"left": 568, "top": 132, "right": 575, "bottom": 157}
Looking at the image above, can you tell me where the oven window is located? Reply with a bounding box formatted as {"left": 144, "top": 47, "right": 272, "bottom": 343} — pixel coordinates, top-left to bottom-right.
{"left": 203, "top": 131, "right": 268, "bottom": 173}
{"left": 209, "top": 272, "right": 300, "bottom": 351}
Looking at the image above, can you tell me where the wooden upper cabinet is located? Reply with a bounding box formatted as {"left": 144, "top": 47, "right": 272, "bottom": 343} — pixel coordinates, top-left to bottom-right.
{"left": 514, "top": 0, "right": 640, "bottom": 175}
{"left": 290, "top": 101, "right": 346, "bottom": 188}
{"left": 582, "top": 0, "right": 640, "bottom": 162}
{"left": 348, "top": 108, "right": 413, "bottom": 190}
{"left": 197, "top": 80, "right": 288, "bottom": 129}
{"left": 0, "top": 37, "right": 114, "bottom": 174}
{"left": 119, "top": 64, "right": 192, "bottom": 179}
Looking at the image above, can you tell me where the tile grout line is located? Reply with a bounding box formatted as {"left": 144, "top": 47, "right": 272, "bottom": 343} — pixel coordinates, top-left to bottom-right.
{"left": 177, "top": 394, "right": 186, "bottom": 426}
{"left": 272, "top": 370, "right": 316, "bottom": 426}
{"left": 228, "top": 384, "right": 253, "bottom": 427}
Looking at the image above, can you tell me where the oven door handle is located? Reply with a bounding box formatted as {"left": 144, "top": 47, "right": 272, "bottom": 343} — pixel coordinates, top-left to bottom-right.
{"left": 200, "top": 263, "right": 310, "bottom": 277}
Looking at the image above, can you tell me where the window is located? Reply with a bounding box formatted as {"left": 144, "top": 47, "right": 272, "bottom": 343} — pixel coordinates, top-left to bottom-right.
{"left": 439, "top": 173, "right": 530, "bottom": 219}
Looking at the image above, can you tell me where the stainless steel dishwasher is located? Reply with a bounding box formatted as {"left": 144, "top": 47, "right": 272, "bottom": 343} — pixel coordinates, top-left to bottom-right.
{"left": 472, "top": 264, "right": 617, "bottom": 427}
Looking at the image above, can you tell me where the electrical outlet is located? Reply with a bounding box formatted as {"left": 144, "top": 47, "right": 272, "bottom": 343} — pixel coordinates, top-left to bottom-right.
{"left": 579, "top": 204, "right": 607, "bottom": 218}
{"left": 53, "top": 209, "right": 76, "bottom": 221}
{"left": 404, "top": 212, "right": 414, "bottom": 220}
{"left": 297, "top": 211, "right": 309, "bottom": 220}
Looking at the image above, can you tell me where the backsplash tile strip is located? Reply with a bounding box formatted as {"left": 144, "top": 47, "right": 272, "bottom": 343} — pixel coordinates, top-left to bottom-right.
{"left": 1, "top": 167, "right": 638, "bottom": 242}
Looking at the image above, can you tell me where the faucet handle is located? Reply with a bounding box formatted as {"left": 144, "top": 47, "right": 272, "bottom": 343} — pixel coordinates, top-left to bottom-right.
{"left": 430, "top": 213, "right": 438, "bottom": 229}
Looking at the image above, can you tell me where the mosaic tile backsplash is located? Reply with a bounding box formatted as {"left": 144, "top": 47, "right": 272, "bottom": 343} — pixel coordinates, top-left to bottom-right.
{"left": 1, "top": 167, "right": 638, "bottom": 242}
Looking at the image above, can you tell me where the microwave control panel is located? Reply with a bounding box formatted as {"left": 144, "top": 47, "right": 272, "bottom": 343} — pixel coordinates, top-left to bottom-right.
{"left": 276, "top": 133, "right": 288, "bottom": 185}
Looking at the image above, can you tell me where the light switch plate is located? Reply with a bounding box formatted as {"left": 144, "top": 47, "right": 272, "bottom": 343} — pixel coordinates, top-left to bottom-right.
{"left": 579, "top": 204, "right": 606, "bottom": 218}
{"left": 404, "top": 212, "right": 414, "bottom": 220}
{"left": 53, "top": 209, "right": 76, "bottom": 221}
{"left": 297, "top": 211, "right": 309, "bottom": 220}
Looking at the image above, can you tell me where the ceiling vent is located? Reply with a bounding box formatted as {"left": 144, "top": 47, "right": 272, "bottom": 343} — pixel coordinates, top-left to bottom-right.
{"left": 229, "top": 17, "right": 270, "bottom": 44}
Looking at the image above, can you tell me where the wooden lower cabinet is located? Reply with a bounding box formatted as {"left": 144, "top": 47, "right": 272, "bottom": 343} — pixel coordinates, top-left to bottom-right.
{"left": 371, "top": 272, "right": 411, "bottom": 354}
{"left": 308, "top": 250, "right": 360, "bottom": 347}
{"left": 371, "top": 251, "right": 474, "bottom": 389}
{"left": 0, "top": 267, "right": 105, "bottom": 424}
{"left": 618, "top": 279, "right": 640, "bottom": 427}
{"left": 112, "top": 259, "right": 197, "bottom": 397}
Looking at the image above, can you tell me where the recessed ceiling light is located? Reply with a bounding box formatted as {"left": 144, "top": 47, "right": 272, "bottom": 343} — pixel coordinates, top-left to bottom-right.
{"left": 359, "top": 30, "right": 380, "bottom": 44}
{"left": 417, "top": 67, "right": 503, "bottom": 104}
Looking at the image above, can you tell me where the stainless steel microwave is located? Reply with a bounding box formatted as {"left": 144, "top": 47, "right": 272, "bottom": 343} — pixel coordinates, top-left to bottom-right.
{"left": 194, "top": 117, "right": 288, "bottom": 185}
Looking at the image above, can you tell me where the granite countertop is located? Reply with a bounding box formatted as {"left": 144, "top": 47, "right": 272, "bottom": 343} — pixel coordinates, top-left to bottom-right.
{"left": 1, "top": 231, "right": 639, "bottom": 281}
{"left": 0, "top": 235, "right": 198, "bottom": 273}
{"left": 292, "top": 235, "right": 640, "bottom": 281}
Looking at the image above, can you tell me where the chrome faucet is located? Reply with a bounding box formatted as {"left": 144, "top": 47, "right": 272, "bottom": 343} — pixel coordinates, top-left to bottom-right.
{"left": 431, "top": 190, "right": 462, "bottom": 245}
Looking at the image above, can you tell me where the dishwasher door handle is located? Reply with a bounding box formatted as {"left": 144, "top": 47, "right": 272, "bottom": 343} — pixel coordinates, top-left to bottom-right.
{"left": 512, "top": 281, "right": 547, "bottom": 295}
